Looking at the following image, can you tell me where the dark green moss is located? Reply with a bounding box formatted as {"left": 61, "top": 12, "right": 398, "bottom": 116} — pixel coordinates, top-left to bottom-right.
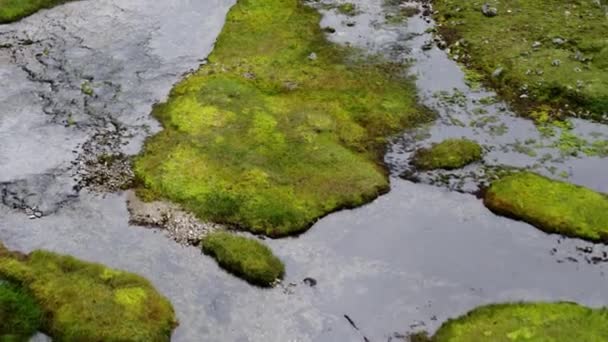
{"left": 484, "top": 172, "right": 608, "bottom": 242}
{"left": 434, "top": 0, "right": 608, "bottom": 121}
{"left": 0, "top": 0, "right": 75, "bottom": 23}
{"left": 0, "top": 281, "right": 42, "bottom": 341}
{"left": 0, "top": 243, "right": 177, "bottom": 341}
{"left": 134, "top": 0, "right": 428, "bottom": 237}
{"left": 423, "top": 302, "right": 608, "bottom": 342}
{"left": 411, "top": 138, "right": 482, "bottom": 170}
{"left": 202, "top": 232, "right": 285, "bottom": 287}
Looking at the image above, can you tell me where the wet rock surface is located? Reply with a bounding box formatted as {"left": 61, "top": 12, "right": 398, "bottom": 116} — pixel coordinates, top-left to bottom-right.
{"left": 0, "top": 0, "right": 608, "bottom": 341}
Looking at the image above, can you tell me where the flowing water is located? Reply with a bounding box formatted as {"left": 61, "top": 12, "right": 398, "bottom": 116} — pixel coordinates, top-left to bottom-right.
{"left": 1, "top": 0, "right": 608, "bottom": 341}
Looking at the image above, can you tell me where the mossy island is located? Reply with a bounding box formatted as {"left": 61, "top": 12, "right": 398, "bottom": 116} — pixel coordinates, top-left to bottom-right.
{"left": 0, "top": 242, "right": 177, "bottom": 341}
{"left": 0, "top": 0, "right": 76, "bottom": 23}
{"left": 134, "top": 0, "right": 429, "bottom": 237}
{"left": 411, "top": 302, "right": 608, "bottom": 342}
{"left": 434, "top": 0, "right": 608, "bottom": 121}
{"left": 202, "top": 232, "right": 285, "bottom": 287}
{"left": 484, "top": 172, "right": 608, "bottom": 243}
{"left": 410, "top": 138, "right": 482, "bottom": 171}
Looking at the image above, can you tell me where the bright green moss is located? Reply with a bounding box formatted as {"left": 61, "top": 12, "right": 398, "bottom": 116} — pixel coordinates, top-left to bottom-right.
{"left": 434, "top": 0, "right": 608, "bottom": 121}
{"left": 0, "top": 0, "right": 75, "bottom": 23}
{"left": 411, "top": 138, "right": 482, "bottom": 170}
{"left": 202, "top": 232, "right": 285, "bottom": 287}
{"left": 423, "top": 302, "right": 608, "bottom": 342}
{"left": 0, "top": 243, "right": 177, "bottom": 341}
{"left": 134, "top": 0, "right": 427, "bottom": 237}
{"left": 0, "top": 281, "right": 42, "bottom": 341}
{"left": 484, "top": 172, "right": 608, "bottom": 242}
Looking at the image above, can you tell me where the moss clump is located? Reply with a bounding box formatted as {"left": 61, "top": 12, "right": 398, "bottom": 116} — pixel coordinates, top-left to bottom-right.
{"left": 0, "top": 243, "right": 177, "bottom": 341}
{"left": 202, "top": 232, "right": 285, "bottom": 287}
{"left": 484, "top": 172, "right": 608, "bottom": 242}
{"left": 134, "top": 0, "right": 427, "bottom": 237}
{"left": 0, "top": 281, "right": 42, "bottom": 340}
{"left": 423, "top": 302, "right": 608, "bottom": 342}
{"left": 0, "top": 0, "right": 75, "bottom": 23}
{"left": 411, "top": 138, "right": 482, "bottom": 170}
{"left": 434, "top": 0, "right": 608, "bottom": 121}
{"left": 337, "top": 3, "right": 357, "bottom": 16}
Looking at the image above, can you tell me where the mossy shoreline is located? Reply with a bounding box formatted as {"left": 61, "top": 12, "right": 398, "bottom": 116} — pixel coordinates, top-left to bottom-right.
{"left": 0, "top": 242, "right": 177, "bottom": 341}
{"left": 412, "top": 301, "right": 608, "bottom": 341}
{"left": 0, "top": 0, "right": 75, "bottom": 23}
{"left": 433, "top": 0, "right": 608, "bottom": 122}
{"left": 134, "top": 0, "right": 430, "bottom": 237}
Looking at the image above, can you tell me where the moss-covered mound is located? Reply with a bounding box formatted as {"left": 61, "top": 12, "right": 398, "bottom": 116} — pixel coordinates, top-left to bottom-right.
{"left": 0, "top": 281, "right": 42, "bottom": 340}
{"left": 416, "top": 302, "right": 608, "bottom": 342}
{"left": 0, "top": 0, "right": 75, "bottom": 23}
{"left": 0, "top": 243, "right": 177, "bottom": 341}
{"left": 484, "top": 172, "right": 608, "bottom": 242}
{"left": 411, "top": 138, "right": 482, "bottom": 170}
{"left": 134, "top": 0, "right": 427, "bottom": 237}
{"left": 434, "top": 0, "right": 608, "bottom": 121}
{"left": 202, "top": 232, "right": 285, "bottom": 287}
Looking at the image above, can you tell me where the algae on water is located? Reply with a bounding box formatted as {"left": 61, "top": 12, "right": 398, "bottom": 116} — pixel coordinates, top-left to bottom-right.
{"left": 134, "top": 0, "right": 427, "bottom": 237}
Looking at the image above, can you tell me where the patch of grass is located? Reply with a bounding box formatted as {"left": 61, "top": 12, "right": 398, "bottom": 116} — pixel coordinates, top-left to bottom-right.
{"left": 422, "top": 302, "right": 608, "bottom": 342}
{"left": 484, "top": 172, "right": 608, "bottom": 242}
{"left": 0, "top": 243, "right": 177, "bottom": 341}
{"left": 202, "top": 232, "right": 284, "bottom": 287}
{"left": 134, "top": 0, "right": 428, "bottom": 237}
{"left": 0, "top": 281, "right": 42, "bottom": 340}
{"left": 411, "top": 138, "right": 482, "bottom": 170}
{"left": 434, "top": 0, "right": 608, "bottom": 121}
{"left": 0, "top": 0, "right": 75, "bottom": 23}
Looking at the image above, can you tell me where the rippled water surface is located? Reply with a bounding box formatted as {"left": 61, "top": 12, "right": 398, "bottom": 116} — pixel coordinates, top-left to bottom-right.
{"left": 1, "top": 1, "right": 608, "bottom": 341}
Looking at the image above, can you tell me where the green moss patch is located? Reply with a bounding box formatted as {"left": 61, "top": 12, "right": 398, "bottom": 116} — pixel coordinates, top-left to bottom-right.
{"left": 418, "top": 302, "right": 608, "bottom": 342}
{"left": 202, "top": 232, "right": 284, "bottom": 287}
{"left": 134, "top": 0, "right": 427, "bottom": 237}
{"left": 411, "top": 138, "right": 482, "bottom": 170}
{"left": 434, "top": 0, "right": 608, "bottom": 121}
{"left": 0, "top": 281, "right": 42, "bottom": 340}
{"left": 484, "top": 172, "right": 608, "bottom": 242}
{"left": 0, "top": 243, "right": 177, "bottom": 341}
{"left": 0, "top": 0, "right": 75, "bottom": 23}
